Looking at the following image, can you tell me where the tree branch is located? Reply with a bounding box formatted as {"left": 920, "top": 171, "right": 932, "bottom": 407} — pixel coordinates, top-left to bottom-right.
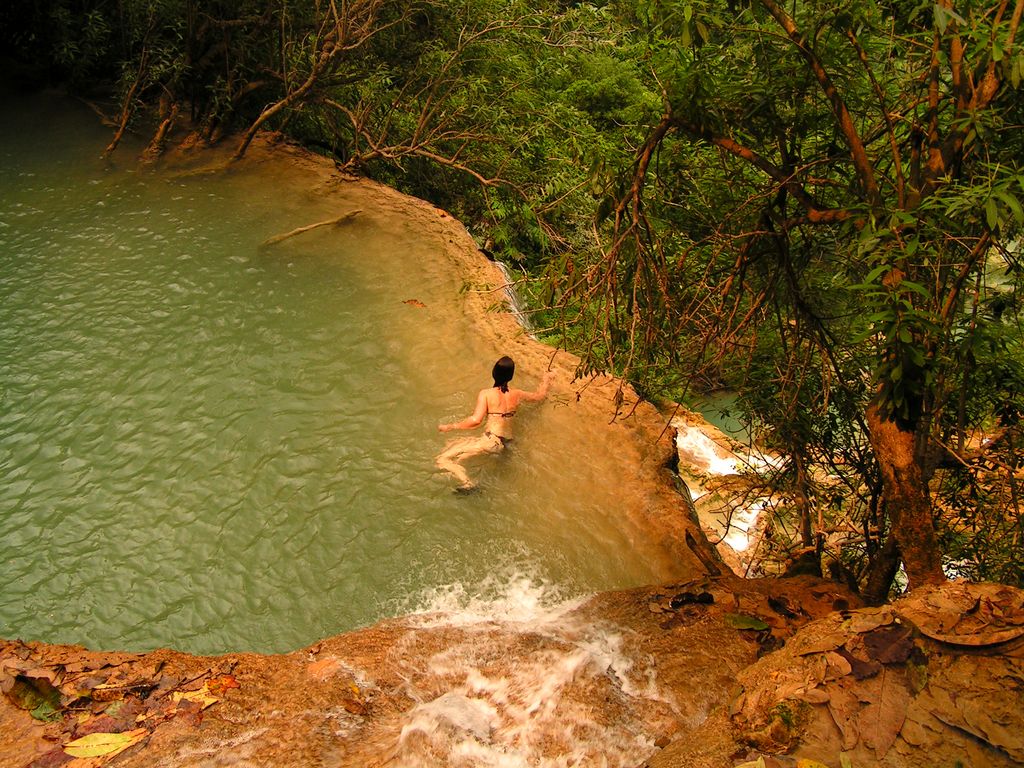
{"left": 756, "top": 0, "right": 882, "bottom": 209}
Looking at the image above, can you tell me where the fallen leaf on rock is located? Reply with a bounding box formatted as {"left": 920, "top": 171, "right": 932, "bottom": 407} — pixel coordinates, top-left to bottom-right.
{"left": 1, "top": 658, "right": 44, "bottom": 677}
{"left": 821, "top": 652, "right": 852, "bottom": 681}
{"left": 725, "top": 614, "right": 770, "bottom": 631}
{"left": 153, "top": 673, "right": 182, "bottom": 695}
{"left": 805, "top": 652, "right": 848, "bottom": 689}
{"left": 171, "top": 685, "right": 219, "bottom": 711}
{"left": 796, "top": 633, "right": 847, "bottom": 656}
{"left": 207, "top": 674, "right": 240, "bottom": 696}
{"left": 897, "top": 583, "right": 1024, "bottom": 646}
{"left": 847, "top": 609, "right": 895, "bottom": 634}
{"left": 795, "top": 688, "right": 831, "bottom": 704}
{"left": 857, "top": 668, "right": 910, "bottom": 758}
{"left": 920, "top": 624, "right": 1024, "bottom": 646}
{"left": 74, "top": 714, "right": 121, "bottom": 738}
{"left": 4, "top": 674, "right": 63, "bottom": 721}
{"left": 729, "top": 689, "right": 748, "bottom": 717}
{"left": 824, "top": 679, "right": 862, "bottom": 751}
{"left": 836, "top": 647, "right": 882, "bottom": 680}
{"left": 796, "top": 760, "right": 831, "bottom": 768}
{"left": 897, "top": 705, "right": 936, "bottom": 748}
{"left": 772, "top": 676, "right": 807, "bottom": 702}
{"left": 63, "top": 728, "right": 148, "bottom": 759}
{"left": 911, "top": 656, "right": 1024, "bottom": 764}
{"left": 862, "top": 624, "right": 915, "bottom": 664}
{"left": 958, "top": 696, "right": 1023, "bottom": 756}
{"left": 104, "top": 696, "right": 147, "bottom": 731}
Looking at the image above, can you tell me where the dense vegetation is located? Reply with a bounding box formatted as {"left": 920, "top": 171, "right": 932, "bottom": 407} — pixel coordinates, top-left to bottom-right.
{"left": 5, "top": 0, "right": 1023, "bottom": 601}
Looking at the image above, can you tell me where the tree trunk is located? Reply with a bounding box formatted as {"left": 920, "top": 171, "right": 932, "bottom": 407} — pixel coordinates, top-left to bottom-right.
{"left": 865, "top": 404, "right": 946, "bottom": 590}
{"left": 861, "top": 532, "right": 902, "bottom": 605}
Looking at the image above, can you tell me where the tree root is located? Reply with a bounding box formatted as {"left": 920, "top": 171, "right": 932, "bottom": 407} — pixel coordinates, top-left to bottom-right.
{"left": 259, "top": 210, "right": 363, "bottom": 248}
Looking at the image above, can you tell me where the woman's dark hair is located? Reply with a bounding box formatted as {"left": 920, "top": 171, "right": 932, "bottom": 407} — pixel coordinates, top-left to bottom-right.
{"left": 492, "top": 356, "right": 515, "bottom": 392}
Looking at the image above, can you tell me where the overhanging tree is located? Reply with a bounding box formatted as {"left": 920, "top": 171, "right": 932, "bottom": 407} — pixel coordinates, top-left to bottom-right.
{"left": 556, "top": 0, "right": 1024, "bottom": 596}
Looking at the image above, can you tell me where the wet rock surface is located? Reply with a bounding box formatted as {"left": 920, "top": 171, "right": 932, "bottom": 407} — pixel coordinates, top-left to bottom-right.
{"left": 649, "top": 580, "right": 1024, "bottom": 768}
{"left": 4, "top": 579, "right": 1022, "bottom": 767}
{"left": 0, "top": 574, "right": 847, "bottom": 767}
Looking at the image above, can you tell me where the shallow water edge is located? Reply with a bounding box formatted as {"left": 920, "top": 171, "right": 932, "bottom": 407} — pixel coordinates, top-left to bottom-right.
{"left": 0, "top": 124, "right": 719, "bottom": 766}
{"left": 1, "top": 116, "right": 715, "bottom": 638}
{"left": 0, "top": 91, "right": 715, "bottom": 655}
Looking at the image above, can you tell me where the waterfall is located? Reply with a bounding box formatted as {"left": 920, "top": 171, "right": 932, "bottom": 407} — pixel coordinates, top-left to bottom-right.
{"left": 673, "top": 419, "right": 783, "bottom": 563}
{"left": 492, "top": 259, "right": 536, "bottom": 337}
{"left": 374, "top": 574, "right": 683, "bottom": 767}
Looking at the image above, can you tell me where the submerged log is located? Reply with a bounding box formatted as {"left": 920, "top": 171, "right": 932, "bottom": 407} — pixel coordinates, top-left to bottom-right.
{"left": 259, "top": 210, "right": 363, "bottom": 247}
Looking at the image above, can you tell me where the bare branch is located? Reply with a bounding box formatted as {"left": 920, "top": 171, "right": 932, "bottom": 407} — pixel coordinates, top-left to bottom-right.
{"left": 756, "top": 0, "right": 882, "bottom": 209}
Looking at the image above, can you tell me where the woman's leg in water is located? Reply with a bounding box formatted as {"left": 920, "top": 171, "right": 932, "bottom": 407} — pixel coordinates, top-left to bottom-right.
{"left": 435, "top": 434, "right": 502, "bottom": 490}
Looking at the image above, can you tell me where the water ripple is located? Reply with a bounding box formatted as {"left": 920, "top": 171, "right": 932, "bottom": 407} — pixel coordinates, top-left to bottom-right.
{"left": 0, "top": 95, "right": 681, "bottom": 655}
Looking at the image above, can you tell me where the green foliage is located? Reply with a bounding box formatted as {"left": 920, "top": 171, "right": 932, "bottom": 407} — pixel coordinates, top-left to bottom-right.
{"left": 50, "top": 5, "right": 112, "bottom": 87}
{"left": 16, "top": 0, "right": 1024, "bottom": 590}
{"left": 546, "top": 0, "right": 1024, "bottom": 590}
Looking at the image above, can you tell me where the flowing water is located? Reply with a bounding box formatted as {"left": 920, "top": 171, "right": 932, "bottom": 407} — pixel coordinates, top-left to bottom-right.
{"left": 0, "top": 92, "right": 686, "bottom": 656}
{"left": 383, "top": 583, "right": 684, "bottom": 768}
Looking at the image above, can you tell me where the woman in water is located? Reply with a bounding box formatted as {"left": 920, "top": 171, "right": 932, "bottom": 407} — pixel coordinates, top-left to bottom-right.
{"left": 437, "top": 356, "right": 553, "bottom": 491}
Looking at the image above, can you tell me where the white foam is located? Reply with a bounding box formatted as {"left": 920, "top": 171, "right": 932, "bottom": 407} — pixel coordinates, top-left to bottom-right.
{"left": 389, "top": 573, "right": 677, "bottom": 767}
{"left": 675, "top": 425, "right": 739, "bottom": 476}
{"left": 392, "top": 638, "right": 665, "bottom": 767}
{"left": 407, "top": 571, "right": 585, "bottom": 629}
{"left": 400, "top": 691, "right": 499, "bottom": 742}
{"left": 674, "top": 422, "right": 782, "bottom": 555}
{"left": 721, "top": 498, "right": 769, "bottom": 553}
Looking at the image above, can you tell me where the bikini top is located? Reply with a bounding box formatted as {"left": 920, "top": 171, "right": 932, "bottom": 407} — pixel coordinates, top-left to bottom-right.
{"left": 489, "top": 389, "right": 515, "bottom": 418}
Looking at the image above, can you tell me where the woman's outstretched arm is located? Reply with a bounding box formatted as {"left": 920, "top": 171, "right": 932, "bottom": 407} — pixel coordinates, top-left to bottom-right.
{"left": 517, "top": 370, "right": 554, "bottom": 403}
{"left": 439, "top": 389, "right": 489, "bottom": 432}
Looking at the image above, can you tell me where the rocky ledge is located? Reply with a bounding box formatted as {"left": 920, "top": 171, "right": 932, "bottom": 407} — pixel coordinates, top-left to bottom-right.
{"left": 3, "top": 579, "right": 1022, "bottom": 767}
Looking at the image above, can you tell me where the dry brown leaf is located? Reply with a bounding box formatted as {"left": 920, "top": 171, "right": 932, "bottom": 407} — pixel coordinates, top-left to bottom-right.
{"left": 898, "top": 709, "right": 931, "bottom": 747}
{"left": 796, "top": 633, "right": 847, "bottom": 656}
{"left": 825, "top": 679, "right": 862, "bottom": 751}
{"left": 822, "top": 652, "right": 852, "bottom": 681}
{"left": 171, "top": 685, "right": 219, "bottom": 711}
{"left": 957, "top": 694, "right": 1024, "bottom": 761}
{"left": 862, "top": 624, "right": 915, "bottom": 664}
{"left": 729, "top": 689, "right": 748, "bottom": 718}
{"left": 856, "top": 667, "right": 911, "bottom": 759}
{"left": 848, "top": 609, "right": 895, "bottom": 634}
{"left": 920, "top": 625, "right": 1024, "bottom": 646}
{"left": 796, "top": 688, "right": 831, "bottom": 704}
{"left": 836, "top": 647, "right": 882, "bottom": 680}
{"left": 923, "top": 676, "right": 1024, "bottom": 764}
{"left": 898, "top": 583, "right": 1024, "bottom": 646}
{"left": 774, "top": 679, "right": 807, "bottom": 702}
